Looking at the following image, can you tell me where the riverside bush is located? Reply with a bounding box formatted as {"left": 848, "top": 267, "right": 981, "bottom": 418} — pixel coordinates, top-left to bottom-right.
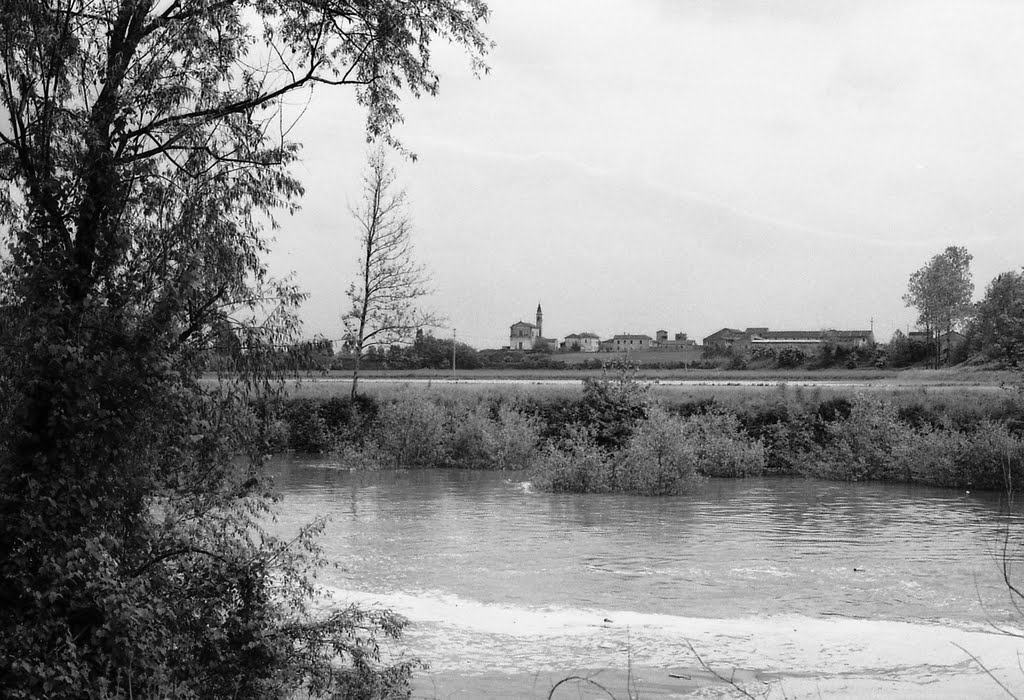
{"left": 956, "top": 421, "right": 1024, "bottom": 491}
{"left": 811, "top": 395, "right": 911, "bottom": 481}
{"left": 483, "top": 404, "right": 543, "bottom": 470}
{"left": 578, "top": 363, "right": 650, "bottom": 449}
{"left": 681, "top": 410, "right": 767, "bottom": 477}
{"left": 376, "top": 395, "right": 449, "bottom": 468}
{"left": 446, "top": 403, "right": 541, "bottom": 470}
{"left": 616, "top": 408, "right": 704, "bottom": 495}
{"left": 267, "top": 385, "right": 1024, "bottom": 493}
{"left": 530, "top": 426, "right": 613, "bottom": 493}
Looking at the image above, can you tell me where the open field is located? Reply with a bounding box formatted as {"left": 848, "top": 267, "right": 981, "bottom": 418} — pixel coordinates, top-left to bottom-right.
{"left": 276, "top": 367, "right": 1022, "bottom": 402}
{"left": 555, "top": 349, "right": 705, "bottom": 365}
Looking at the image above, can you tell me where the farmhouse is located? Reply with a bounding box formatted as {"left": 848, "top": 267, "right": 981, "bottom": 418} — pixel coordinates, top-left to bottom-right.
{"left": 702, "top": 328, "right": 745, "bottom": 352}
{"left": 653, "top": 330, "right": 697, "bottom": 351}
{"left": 611, "top": 334, "right": 654, "bottom": 351}
{"left": 562, "top": 332, "right": 600, "bottom": 352}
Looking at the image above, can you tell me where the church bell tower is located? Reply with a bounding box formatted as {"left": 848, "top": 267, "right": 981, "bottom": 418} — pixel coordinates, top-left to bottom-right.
{"left": 536, "top": 303, "right": 543, "bottom": 338}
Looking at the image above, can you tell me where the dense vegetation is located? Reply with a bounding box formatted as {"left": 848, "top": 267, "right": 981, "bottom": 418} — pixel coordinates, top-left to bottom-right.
{"left": 263, "top": 370, "right": 1024, "bottom": 495}
{"left": 0, "top": 1, "right": 490, "bottom": 698}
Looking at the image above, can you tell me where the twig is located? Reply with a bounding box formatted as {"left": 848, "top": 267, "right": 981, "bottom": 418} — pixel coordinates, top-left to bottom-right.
{"left": 685, "top": 640, "right": 759, "bottom": 700}
{"left": 547, "top": 675, "right": 617, "bottom": 700}
{"left": 952, "top": 642, "right": 1019, "bottom": 700}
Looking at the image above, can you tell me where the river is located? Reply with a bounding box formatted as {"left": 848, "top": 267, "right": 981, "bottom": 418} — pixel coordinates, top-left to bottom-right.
{"left": 267, "top": 457, "right": 1024, "bottom": 698}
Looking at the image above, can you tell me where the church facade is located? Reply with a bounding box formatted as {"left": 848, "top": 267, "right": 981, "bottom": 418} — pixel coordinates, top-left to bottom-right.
{"left": 509, "top": 304, "right": 546, "bottom": 350}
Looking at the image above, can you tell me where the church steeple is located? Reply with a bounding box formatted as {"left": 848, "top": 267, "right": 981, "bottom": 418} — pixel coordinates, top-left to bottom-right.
{"left": 536, "top": 302, "right": 543, "bottom": 337}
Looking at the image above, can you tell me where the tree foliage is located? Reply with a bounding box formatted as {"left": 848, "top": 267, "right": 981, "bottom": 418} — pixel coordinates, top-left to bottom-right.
{"left": 343, "top": 149, "right": 439, "bottom": 397}
{"left": 902, "top": 246, "right": 974, "bottom": 366}
{"left": 0, "top": 0, "right": 489, "bottom": 697}
{"left": 970, "top": 269, "right": 1024, "bottom": 365}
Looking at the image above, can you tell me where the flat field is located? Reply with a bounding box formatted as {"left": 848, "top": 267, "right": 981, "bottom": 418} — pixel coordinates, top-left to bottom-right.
{"left": 278, "top": 368, "right": 1021, "bottom": 406}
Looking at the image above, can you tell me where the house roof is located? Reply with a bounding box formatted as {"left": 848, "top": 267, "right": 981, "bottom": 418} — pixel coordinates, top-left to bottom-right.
{"left": 565, "top": 332, "right": 600, "bottom": 339}
{"left": 614, "top": 334, "right": 653, "bottom": 340}
{"left": 704, "top": 328, "right": 744, "bottom": 340}
{"left": 510, "top": 321, "right": 537, "bottom": 329}
{"left": 828, "top": 330, "right": 874, "bottom": 338}
{"left": 754, "top": 330, "right": 823, "bottom": 340}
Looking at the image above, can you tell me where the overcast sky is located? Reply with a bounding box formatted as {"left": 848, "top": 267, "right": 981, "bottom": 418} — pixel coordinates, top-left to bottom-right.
{"left": 268, "top": 0, "right": 1024, "bottom": 347}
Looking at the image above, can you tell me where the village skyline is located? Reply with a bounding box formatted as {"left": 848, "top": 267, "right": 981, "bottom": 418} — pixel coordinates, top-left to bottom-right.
{"left": 266, "top": 0, "right": 1024, "bottom": 352}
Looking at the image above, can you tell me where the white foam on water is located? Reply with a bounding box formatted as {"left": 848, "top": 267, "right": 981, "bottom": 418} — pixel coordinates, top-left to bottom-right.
{"left": 321, "top": 585, "right": 1024, "bottom": 694}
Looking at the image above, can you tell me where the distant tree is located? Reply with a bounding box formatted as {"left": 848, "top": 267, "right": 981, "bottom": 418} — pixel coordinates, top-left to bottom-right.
{"left": 970, "top": 270, "right": 1024, "bottom": 365}
{"left": 887, "top": 329, "right": 931, "bottom": 367}
{"left": 531, "top": 337, "right": 554, "bottom": 354}
{"left": 776, "top": 347, "right": 806, "bottom": 369}
{"left": 903, "top": 246, "right": 974, "bottom": 367}
{"left": 344, "top": 150, "right": 441, "bottom": 397}
{"left": 399, "top": 333, "right": 480, "bottom": 369}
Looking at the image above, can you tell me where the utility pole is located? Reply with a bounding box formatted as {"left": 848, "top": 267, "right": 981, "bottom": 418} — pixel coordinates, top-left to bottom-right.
{"left": 452, "top": 328, "right": 457, "bottom": 380}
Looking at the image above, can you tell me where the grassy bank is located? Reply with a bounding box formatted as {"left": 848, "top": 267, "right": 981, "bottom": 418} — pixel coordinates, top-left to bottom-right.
{"left": 257, "top": 370, "right": 1024, "bottom": 494}
{"left": 270, "top": 366, "right": 1020, "bottom": 387}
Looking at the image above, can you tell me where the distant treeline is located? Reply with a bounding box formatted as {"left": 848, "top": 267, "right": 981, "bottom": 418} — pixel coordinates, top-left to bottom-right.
{"left": 256, "top": 369, "right": 1024, "bottom": 494}
{"left": 210, "top": 333, "right": 933, "bottom": 373}
{"left": 213, "top": 265, "right": 1024, "bottom": 374}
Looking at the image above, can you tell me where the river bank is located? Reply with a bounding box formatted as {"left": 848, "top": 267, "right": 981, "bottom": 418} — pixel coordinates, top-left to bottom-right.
{"left": 257, "top": 370, "right": 1024, "bottom": 493}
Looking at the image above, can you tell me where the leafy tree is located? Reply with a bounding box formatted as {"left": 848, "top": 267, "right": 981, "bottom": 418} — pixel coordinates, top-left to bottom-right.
{"left": 0, "top": 1, "right": 489, "bottom": 698}
{"left": 902, "top": 246, "right": 974, "bottom": 367}
{"left": 970, "top": 269, "right": 1024, "bottom": 365}
{"left": 887, "top": 329, "right": 932, "bottom": 368}
{"left": 531, "top": 337, "right": 554, "bottom": 354}
{"left": 776, "top": 347, "right": 806, "bottom": 369}
{"left": 344, "top": 149, "right": 440, "bottom": 397}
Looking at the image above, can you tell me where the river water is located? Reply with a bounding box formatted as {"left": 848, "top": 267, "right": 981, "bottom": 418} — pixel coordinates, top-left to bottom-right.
{"left": 267, "top": 457, "right": 1024, "bottom": 698}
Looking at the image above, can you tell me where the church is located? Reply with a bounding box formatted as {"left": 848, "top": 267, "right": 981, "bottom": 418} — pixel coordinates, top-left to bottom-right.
{"left": 509, "top": 304, "right": 550, "bottom": 350}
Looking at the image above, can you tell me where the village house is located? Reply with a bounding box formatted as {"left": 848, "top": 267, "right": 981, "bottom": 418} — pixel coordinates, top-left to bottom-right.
{"left": 702, "top": 328, "right": 745, "bottom": 352}
{"left": 611, "top": 334, "right": 654, "bottom": 351}
{"left": 561, "top": 332, "right": 601, "bottom": 352}
{"left": 652, "top": 331, "right": 697, "bottom": 351}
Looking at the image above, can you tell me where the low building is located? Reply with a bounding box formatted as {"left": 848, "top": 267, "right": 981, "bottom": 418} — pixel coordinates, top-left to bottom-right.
{"left": 612, "top": 334, "right": 654, "bottom": 351}
{"left": 702, "top": 328, "right": 745, "bottom": 352}
{"left": 562, "top": 332, "right": 601, "bottom": 352}
{"left": 653, "top": 331, "right": 697, "bottom": 351}
{"left": 706, "top": 327, "right": 875, "bottom": 355}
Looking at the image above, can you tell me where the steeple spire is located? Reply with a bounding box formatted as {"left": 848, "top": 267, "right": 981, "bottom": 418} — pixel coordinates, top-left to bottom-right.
{"left": 536, "top": 302, "right": 543, "bottom": 338}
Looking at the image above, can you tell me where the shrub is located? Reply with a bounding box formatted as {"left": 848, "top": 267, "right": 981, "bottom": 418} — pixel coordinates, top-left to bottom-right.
{"left": 776, "top": 347, "right": 806, "bottom": 368}
{"left": 892, "top": 427, "right": 964, "bottom": 485}
{"left": 445, "top": 403, "right": 493, "bottom": 469}
{"left": 956, "top": 421, "right": 1024, "bottom": 491}
{"left": 811, "top": 394, "right": 911, "bottom": 481}
{"left": 444, "top": 402, "right": 541, "bottom": 470}
{"left": 283, "top": 398, "right": 335, "bottom": 453}
{"left": 483, "top": 404, "right": 543, "bottom": 470}
{"left": 578, "top": 363, "right": 650, "bottom": 450}
{"left": 616, "top": 408, "right": 704, "bottom": 495}
{"left": 530, "top": 427, "right": 613, "bottom": 493}
{"left": 680, "top": 410, "right": 766, "bottom": 477}
{"left": 375, "top": 395, "right": 448, "bottom": 468}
